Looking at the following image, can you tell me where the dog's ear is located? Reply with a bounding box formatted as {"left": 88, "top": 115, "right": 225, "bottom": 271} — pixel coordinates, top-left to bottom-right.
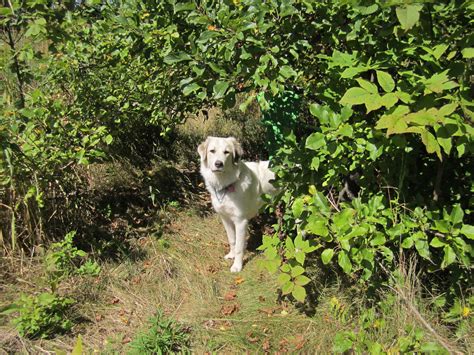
{"left": 197, "top": 138, "right": 210, "bottom": 166}
{"left": 228, "top": 137, "right": 244, "bottom": 165}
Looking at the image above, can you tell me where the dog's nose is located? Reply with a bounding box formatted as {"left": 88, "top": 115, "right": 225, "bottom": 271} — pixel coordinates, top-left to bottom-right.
{"left": 215, "top": 160, "right": 224, "bottom": 168}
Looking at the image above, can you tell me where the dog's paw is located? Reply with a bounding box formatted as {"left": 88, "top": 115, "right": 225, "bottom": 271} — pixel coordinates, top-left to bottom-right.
{"left": 224, "top": 251, "right": 235, "bottom": 260}
{"left": 230, "top": 263, "right": 242, "bottom": 273}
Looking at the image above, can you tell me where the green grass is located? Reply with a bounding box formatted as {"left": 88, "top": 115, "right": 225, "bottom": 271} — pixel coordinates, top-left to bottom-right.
{"left": 1, "top": 207, "right": 471, "bottom": 353}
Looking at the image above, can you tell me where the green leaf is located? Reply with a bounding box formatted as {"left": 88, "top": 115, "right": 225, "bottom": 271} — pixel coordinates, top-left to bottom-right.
{"left": 309, "top": 104, "right": 330, "bottom": 124}
{"left": 415, "top": 238, "right": 431, "bottom": 260}
{"left": 292, "top": 198, "right": 304, "bottom": 218}
{"left": 450, "top": 205, "right": 464, "bottom": 225}
{"left": 376, "top": 70, "right": 395, "bottom": 93}
{"left": 104, "top": 134, "right": 113, "bottom": 145}
{"left": 396, "top": 4, "right": 423, "bottom": 30}
{"left": 460, "top": 224, "right": 474, "bottom": 240}
{"left": 340, "top": 87, "right": 371, "bottom": 106}
{"left": 197, "top": 30, "right": 220, "bottom": 44}
{"left": 213, "top": 81, "right": 229, "bottom": 99}
{"left": 430, "top": 236, "right": 446, "bottom": 248}
{"left": 434, "top": 220, "right": 450, "bottom": 233}
{"left": 294, "top": 275, "right": 311, "bottom": 286}
{"left": 174, "top": 2, "right": 195, "bottom": 12}
{"left": 305, "top": 132, "right": 326, "bottom": 151}
{"left": 356, "top": 78, "right": 378, "bottom": 94}
{"left": 333, "top": 332, "right": 354, "bottom": 353}
{"left": 279, "top": 65, "right": 297, "bottom": 79}
{"left": 277, "top": 272, "right": 291, "bottom": 285}
{"left": 71, "top": 335, "right": 83, "bottom": 355}
{"left": 422, "top": 71, "right": 458, "bottom": 94}
{"left": 441, "top": 245, "right": 456, "bottom": 268}
{"left": 380, "top": 93, "right": 399, "bottom": 109}
{"left": 295, "top": 250, "right": 305, "bottom": 264}
{"left": 292, "top": 285, "right": 306, "bottom": 302}
{"left": 401, "top": 237, "right": 414, "bottom": 249}
{"left": 420, "top": 131, "right": 442, "bottom": 160}
{"left": 305, "top": 214, "right": 329, "bottom": 237}
{"left": 183, "top": 83, "right": 201, "bottom": 96}
{"left": 338, "top": 251, "right": 352, "bottom": 274}
{"left": 281, "top": 280, "right": 294, "bottom": 295}
{"left": 164, "top": 52, "right": 192, "bottom": 64}
{"left": 291, "top": 265, "right": 305, "bottom": 278}
{"left": 321, "top": 248, "right": 335, "bottom": 265}
{"left": 461, "top": 48, "right": 474, "bottom": 58}
{"left": 370, "top": 233, "right": 386, "bottom": 246}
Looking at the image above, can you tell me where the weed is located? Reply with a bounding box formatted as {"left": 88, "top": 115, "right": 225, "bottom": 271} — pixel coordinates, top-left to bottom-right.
{"left": 127, "top": 310, "right": 190, "bottom": 354}
{"left": 45, "top": 231, "right": 100, "bottom": 291}
{"left": 1, "top": 293, "right": 74, "bottom": 339}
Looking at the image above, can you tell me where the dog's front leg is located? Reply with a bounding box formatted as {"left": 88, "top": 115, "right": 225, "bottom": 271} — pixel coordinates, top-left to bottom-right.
{"left": 230, "top": 220, "right": 248, "bottom": 273}
{"left": 221, "top": 215, "right": 236, "bottom": 259}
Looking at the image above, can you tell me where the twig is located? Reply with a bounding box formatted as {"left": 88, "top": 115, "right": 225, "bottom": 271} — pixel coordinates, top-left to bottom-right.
{"left": 7, "top": 0, "right": 16, "bottom": 15}
{"left": 0, "top": 203, "right": 13, "bottom": 211}
{"left": 433, "top": 158, "right": 445, "bottom": 202}
{"left": 327, "top": 188, "right": 340, "bottom": 212}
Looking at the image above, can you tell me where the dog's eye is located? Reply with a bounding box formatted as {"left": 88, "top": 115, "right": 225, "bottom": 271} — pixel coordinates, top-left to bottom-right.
{"left": 224, "top": 150, "right": 230, "bottom": 155}
{"left": 209, "top": 149, "right": 215, "bottom": 154}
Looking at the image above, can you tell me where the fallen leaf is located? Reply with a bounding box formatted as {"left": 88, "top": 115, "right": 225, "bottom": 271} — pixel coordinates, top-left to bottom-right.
{"left": 111, "top": 297, "right": 120, "bottom": 304}
{"left": 224, "top": 290, "right": 237, "bottom": 301}
{"left": 234, "top": 276, "right": 245, "bottom": 285}
{"left": 258, "top": 296, "right": 266, "bottom": 302}
{"left": 221, "top": 303, "right": 240, "bottom": 316}
{"left": 207, "top": 265, "right": 218, "bottom": 274}
{"left": 121, "top": 337, "right": 131, "bottom": 345}
{"left": 95, "top": 314, "right": 103, "bottom": 322}
{"left": 279, "top": 338, "right": 289, "bottom": 352}
{"left": 295, "top": 340, "right": 306, "bottom": 350}
{"left": 258, "top": 307, "right": 276, "bottom": 316}
{"left": 203, "top": 320, "right": 216, "bottom": 329}
{"left": 246, "top": 331, "right": 259, "bottom": 343}
{"left": 131, "top": 276, "right": 141, "bottom": 284}
{"left": 262, "top": 338, "right": 271, "bottom": 352}
{"left": 118, "top": 309, "right": 126, "bottom": 316}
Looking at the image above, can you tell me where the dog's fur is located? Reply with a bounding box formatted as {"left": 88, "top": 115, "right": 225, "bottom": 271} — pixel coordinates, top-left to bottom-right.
{"left": 198, "top": 136, "right": 276, "bottom": 272}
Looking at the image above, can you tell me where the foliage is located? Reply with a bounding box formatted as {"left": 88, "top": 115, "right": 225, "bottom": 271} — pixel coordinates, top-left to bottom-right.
{"left": 45, "top": 231, "right": 100, "bottom": 291}
{"left": 152, "top": 1, "right": 473, "bottom": 348}
{"left": 0, "top": 292, "right": 74, "bottom": 339}
{"left": 127, "top": 310, "right": 190, "bottom": 355}
{"left": 0, "top": 1, "right": 112, "bottom": 250}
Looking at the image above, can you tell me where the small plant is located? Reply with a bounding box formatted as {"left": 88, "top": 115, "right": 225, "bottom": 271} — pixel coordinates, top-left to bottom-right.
{"left": 127, "top": 310, "right": 190, "bottom": 354}
{"left": 1, "top": 293, "right": 74, "bottom": 339}
{"left": 45, "top": 231, "right": 100, "bottom": 291}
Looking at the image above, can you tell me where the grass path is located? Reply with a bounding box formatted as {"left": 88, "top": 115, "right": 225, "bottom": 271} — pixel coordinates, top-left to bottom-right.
{"left": 94, "top": 210, "right": 332, "bottom": 353}
{"left": 0, "top": 208, "right": 337, "bottom": 353}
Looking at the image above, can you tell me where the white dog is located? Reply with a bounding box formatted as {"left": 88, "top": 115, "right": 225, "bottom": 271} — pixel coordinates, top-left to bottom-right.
{"left": 198, "top": 136, "right": 276, "bottom": 272}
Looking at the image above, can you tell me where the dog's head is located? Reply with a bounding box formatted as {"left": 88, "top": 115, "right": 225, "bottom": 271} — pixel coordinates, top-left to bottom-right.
{"left": 198, "top": 136, "right": 243, "bottom": 173}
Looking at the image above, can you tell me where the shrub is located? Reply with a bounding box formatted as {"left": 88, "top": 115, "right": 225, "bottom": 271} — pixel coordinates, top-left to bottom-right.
{"left": 127, "top": 311, "right": 190, "bottom": 355}
{"left": 45, "top": 231, "right": 100, "bottom": 291}
{"left": 1, "top": 293, "right": 74, "bottom": 339}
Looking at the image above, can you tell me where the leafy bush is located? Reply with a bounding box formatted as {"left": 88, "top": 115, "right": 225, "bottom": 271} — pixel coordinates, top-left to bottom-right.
{"left": 45, "top": 231, "right": 100, "bottom": 291}
{"left": 150, "top": 1, "right": 473, "bottom": 349}
{"left": 1, "top": 293, "right": 74, "bottom": 339}
{"left": 127, "top": 311, "right": 190, "bottom": 355}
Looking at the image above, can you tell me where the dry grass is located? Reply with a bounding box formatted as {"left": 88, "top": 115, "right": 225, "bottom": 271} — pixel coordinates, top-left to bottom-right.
{"left": 0, "top": 209, "right": 334, "bottom": 353}
{"left": 1, "top": 207, "right": 471, "bottom": 354}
